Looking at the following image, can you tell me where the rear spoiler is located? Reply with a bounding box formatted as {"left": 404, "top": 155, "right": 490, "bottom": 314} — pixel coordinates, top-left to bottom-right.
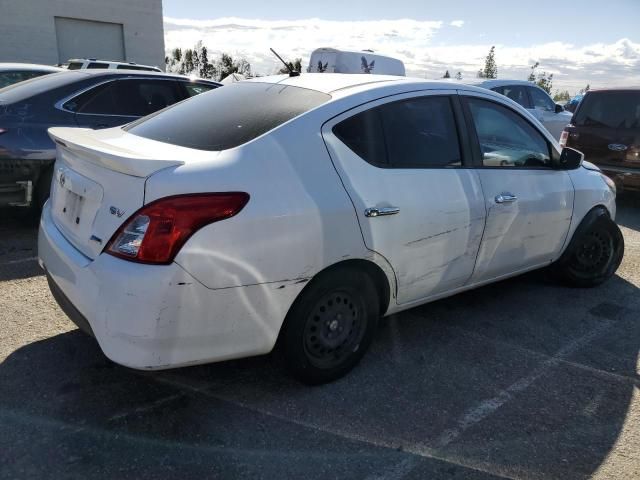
{"left": 48, "top": 127, "right": 184, "bottom": 177}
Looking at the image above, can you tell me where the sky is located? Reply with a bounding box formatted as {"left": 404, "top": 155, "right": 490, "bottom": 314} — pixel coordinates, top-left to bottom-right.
{"left": 162, "top": 0, "right": 640, "bottom": 93}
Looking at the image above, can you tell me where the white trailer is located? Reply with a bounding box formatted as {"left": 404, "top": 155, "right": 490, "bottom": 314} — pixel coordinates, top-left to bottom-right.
{"left": 307, "top": 48, "right": 405, "bottom": 76}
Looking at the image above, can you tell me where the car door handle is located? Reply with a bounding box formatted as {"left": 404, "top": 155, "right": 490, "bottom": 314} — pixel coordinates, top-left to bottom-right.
{"left": 495, "top": 193, "right": 518, "bottom": 204}
{"left": 364, "top": 207, "right": 400, "bottom": 217}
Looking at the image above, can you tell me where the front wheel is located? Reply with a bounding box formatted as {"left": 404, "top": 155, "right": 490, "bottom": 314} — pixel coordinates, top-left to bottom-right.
{"left": 281, "top": 267, "right": 379, "bottom": 384}
{"left": 553, "top": 209, "right": 624, "bottom": 288}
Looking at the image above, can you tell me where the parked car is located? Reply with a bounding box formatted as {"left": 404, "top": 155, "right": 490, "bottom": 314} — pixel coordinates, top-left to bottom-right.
{"left": 0, "top": 63, "right": 63, "bottom": 88}
{"left": 560, "top": 88, "right": 640, "bottom": 192}
{"left": 39, "top": 74, "right": 623, "bottom": 385}
{"left": 564, "top": 93, "right": 584, "bottom": 113}
{"left": 307, "top": 48, "right": 405, "bottom": 76}
{"left": 0, "top": 70, "right": 220, "bottom": 208}
{"left": 63, "top": 58, "right": 162, "bottom": 72}
{"left": 474, "top": 79, "right": 573, "bottom": 139}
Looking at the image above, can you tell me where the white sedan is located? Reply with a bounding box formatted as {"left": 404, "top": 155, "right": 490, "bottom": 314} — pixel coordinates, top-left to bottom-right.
{"left": 39, "top": 74, "right": 624, "bottom": 384}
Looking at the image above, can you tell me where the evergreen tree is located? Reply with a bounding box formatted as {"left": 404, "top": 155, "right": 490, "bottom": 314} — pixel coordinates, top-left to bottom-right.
{"left": 443, "top": 70, "right": 451, "bottom": 79}
{"left": 278, "top": 58, "right": 303, "bottom": 74}
{"left": 455, "top": 71, "right": 462, "bottom": 80}
{"left": 482, "top": 46, "right": 497, "bottom": 79}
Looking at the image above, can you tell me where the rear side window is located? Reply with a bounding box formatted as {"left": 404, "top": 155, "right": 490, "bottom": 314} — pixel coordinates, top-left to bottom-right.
{"left": 67, "top": 62, "right": 83, "bottom": 70}
{"left": 184, "top": 82, "right": 217, "bottom": 97}
{"left": 492, "top": 85, "right": 531, "bottom": 108}
{"left": 575, "top": 91, "right": 640, "bottom": 129}
{"left": 67, "top": 79, "right": 182, "bottom": 116}
{"left": 333, "top": 96, "right": 462, "bottom": 168}
{"left": 117, "top": 65, "right": 158, "bottom": 71}
{"left": 125, "top": 82, "right": 330, "bottom": 151}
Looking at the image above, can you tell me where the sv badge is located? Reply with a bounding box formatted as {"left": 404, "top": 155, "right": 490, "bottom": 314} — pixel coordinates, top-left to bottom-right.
{"left": 110, "top": 206, "right": 125, "bottom": 218}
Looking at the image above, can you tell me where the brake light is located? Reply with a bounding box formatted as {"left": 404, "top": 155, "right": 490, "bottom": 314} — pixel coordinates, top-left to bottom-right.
{"left": 559, "top": 130, "right": 569, "bottom": 148}
{"left": 105, "top": 192, "right": 249, "bottom": 264}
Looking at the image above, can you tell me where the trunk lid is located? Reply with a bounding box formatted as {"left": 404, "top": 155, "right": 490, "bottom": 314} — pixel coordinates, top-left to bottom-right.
{"left": 47, "top": 127, "right": 185, "bottom": 259}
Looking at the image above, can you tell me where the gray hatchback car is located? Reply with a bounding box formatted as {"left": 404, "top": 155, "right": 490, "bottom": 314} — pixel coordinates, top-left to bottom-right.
{"left": 0, "top": 70, "right": 220, "bottom": 209}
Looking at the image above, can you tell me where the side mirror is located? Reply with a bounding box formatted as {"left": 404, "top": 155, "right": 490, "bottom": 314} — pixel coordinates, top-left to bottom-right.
{"left": 555, "top": 147, "right": 583, "bottom": 170}
{"left": 555, "top": 103, "right": 564, "bottom": 113}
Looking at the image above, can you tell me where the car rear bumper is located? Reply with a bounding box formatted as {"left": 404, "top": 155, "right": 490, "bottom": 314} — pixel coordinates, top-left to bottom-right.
{"left": 38, "top": 202, "right": 303, "bottom": 370}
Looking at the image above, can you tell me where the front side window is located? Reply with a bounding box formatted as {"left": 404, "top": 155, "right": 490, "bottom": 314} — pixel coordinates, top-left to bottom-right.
{"left": 333, "top": 96, "right": 462, "bottom": 168}
{"left": 466, "top": 97, "right": 551, "bottom": 168}
{"left": 67, "top": 62, "right": 83, "bottom": 70}
{"left": 87, "top": 62, "right": 109, "bottom": 69}
{"left": 529, "top": 87, "right": 556, "bottom": 112}
{"left": 66, "top": 79, "right": 182, "bottom": 117}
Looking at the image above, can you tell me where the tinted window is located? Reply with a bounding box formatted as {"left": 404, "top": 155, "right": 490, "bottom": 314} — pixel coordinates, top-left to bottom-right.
{"left": 0, "top": 71, "right": 86, "bottom": 103}
{"left": 333, "top": 109, "right": 387, "bottom": 166}
{"left": 467, "top": 98, "right": 551, "bottom": 168}
{"left": 492, "top": 85, "right": 530, "bottom": 108}
{"left": 68, "top": 79, "right": 182, "bottom": 116}
{"left": 333, "top": 96, "right": 461, "bottom": 168}
{"left": 574, "top": 91, "right": 640, "bottom": 129}
{"left": 529, "top": 87, "right": 555, "bottom": 112}
{"left": 184, "top": 82, "right": 217, "bottom": 97}
{"left": 125, "top": 82, "right": 330, "bottom": 151}
{"left": 117, "top": 65, "right": 158, "bottom": 71}
{"left": 87, "top": 62, "right": 109, "bottom": 69}
{"left": 67, "top": 62, "right": 83, "bottom": 70}
{"left": 0, "top": 70, "right": 48, "bottom": 88}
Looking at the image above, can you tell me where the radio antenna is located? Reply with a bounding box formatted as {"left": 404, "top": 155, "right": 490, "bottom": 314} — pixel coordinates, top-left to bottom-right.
{"left": 270, "top": 48, "right": 300, "bottom": 77}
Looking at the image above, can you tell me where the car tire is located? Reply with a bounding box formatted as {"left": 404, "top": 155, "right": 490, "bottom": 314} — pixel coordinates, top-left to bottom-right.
{"left": 281, "top": 267, "right": 379, "bottom": 385}
{"left": 553, "top": 208, "right": 624, "bottom": 288}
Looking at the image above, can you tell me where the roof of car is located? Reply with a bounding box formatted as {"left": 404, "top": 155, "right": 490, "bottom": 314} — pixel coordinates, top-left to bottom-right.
{"left": 55, "top": 69, "right": 219, "bottom": 84}
{"left": 586, "top": 87, "right": 640, "bottom": 92}
{"left": 246, "top": 73, "right": 486, "bottom": 95}
{"left": 0, "top": 63, "right": 64, "bottom": 73}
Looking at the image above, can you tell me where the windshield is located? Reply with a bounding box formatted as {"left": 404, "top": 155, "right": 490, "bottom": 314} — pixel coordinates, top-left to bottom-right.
{"left": 125, "top": 82, "right": 331, "bottom": 151}
{"left": 574, "top": 91, "right": 640, "bottom": 129}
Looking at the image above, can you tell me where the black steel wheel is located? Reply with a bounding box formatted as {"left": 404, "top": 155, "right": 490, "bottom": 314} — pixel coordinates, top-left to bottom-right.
{"left": 281, "top": 267, "right": 379, "bottom": 384}
{"left": 554, "top": 208, "right": 624, "bottom": 288}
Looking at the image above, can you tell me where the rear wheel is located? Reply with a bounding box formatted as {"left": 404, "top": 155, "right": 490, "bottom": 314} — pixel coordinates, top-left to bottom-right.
{"left": 281, "top": 267, "right": 379, "bottom": 384}
{"left": 553, "top": 209, "right": 624, "bottom": 287}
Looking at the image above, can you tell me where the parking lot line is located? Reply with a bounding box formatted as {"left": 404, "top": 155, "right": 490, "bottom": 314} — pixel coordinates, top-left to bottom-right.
{"left": 1, "top": 256, "right": 38, "bottom": 265}
{"left": 149, "top": 374, "right": 519, "bottom": 480}
{"left": 433, "top": 319, "right": 614, "bottom": 448}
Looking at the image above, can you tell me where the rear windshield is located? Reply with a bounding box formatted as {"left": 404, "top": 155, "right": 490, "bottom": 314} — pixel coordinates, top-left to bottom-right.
{"left": 0, "top": 71, "right": 86, "bottom": 102}
{"left": 575, "top": 91, "right": 640, "bottom": 129}
{"left": 124, "top": 82, "right": 331, "bottom": 151}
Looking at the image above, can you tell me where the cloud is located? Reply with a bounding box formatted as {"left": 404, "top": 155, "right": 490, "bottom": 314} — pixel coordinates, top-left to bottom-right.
{"left": 450, "top": 20, "right": 465, "bottom": 28}
{"left": 164, "top": 17, "right": 640, "bottom": 92}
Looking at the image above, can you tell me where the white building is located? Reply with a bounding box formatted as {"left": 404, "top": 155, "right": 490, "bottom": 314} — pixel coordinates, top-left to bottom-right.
{"left": 0, "top": 0, "right": 165, "bottom": 70}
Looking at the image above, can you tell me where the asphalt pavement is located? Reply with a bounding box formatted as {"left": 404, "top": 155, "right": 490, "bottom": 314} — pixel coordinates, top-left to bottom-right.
{"left": 1, "top": 195, "right": 639, "bottom": 479}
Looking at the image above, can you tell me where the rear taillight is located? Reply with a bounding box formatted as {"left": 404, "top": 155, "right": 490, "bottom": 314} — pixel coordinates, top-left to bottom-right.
{"left": 105, "top": 192, "right": 249, "bottom": 264}
{"left": 559, "top": 130, "right": 569, "bottom": 148}
{"left": 0, "top": 128, "right": 7, "bottom": 135}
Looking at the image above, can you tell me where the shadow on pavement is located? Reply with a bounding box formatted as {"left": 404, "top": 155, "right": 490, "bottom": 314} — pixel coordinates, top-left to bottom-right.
{"left": 1, "top": 268, "right": 638, "bottom": 479}
{"left": 616, "top": 193, "right": 640, "bottom": 231}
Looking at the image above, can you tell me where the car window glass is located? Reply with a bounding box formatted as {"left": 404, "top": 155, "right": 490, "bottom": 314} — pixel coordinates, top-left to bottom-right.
{"left": 467, "top": 98, "right": 551, "bottom": 168}
{"left": 574, "top": 91, "right": 640, "bottom": 129}
{"left": 333, "top": 108, "right": 388, "bottom": 167}
{"left": 87, "top": 63, "right": 109, "bottom": 69}
{"left": 333, "top": 96, "right": 461, "bottom": 168}
{"left": 0, "top": 71, "right": 46, "bottom": 88}
{"left": 529, "top": 87, "right": 555, "bottom": 112}
{"left": 125, "top": 82, "right": 331, "bottom": 151}
{"left": 67, "top": 62, "right": 83, "bottom": 70}
{"left": 493, "top": 85, "right": 530, "bottom": 108}
{"left": 184, "top": 83, "right": 217, "bottom": 97}
{"left": 117, "top": 65, "right": 156, "bottom": 71}
{"left": 71, "top": 79, "right": 181, "bottom": 116}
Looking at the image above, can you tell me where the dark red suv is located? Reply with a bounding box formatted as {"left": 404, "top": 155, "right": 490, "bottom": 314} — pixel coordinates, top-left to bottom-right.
{"left": 560, "top": 88, "right": 640, "bottom": 192}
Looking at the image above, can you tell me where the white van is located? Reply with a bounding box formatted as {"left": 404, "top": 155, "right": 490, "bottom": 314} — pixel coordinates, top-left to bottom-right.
{"left": 307, "top": 48, "right": 405, "bottom": 76}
